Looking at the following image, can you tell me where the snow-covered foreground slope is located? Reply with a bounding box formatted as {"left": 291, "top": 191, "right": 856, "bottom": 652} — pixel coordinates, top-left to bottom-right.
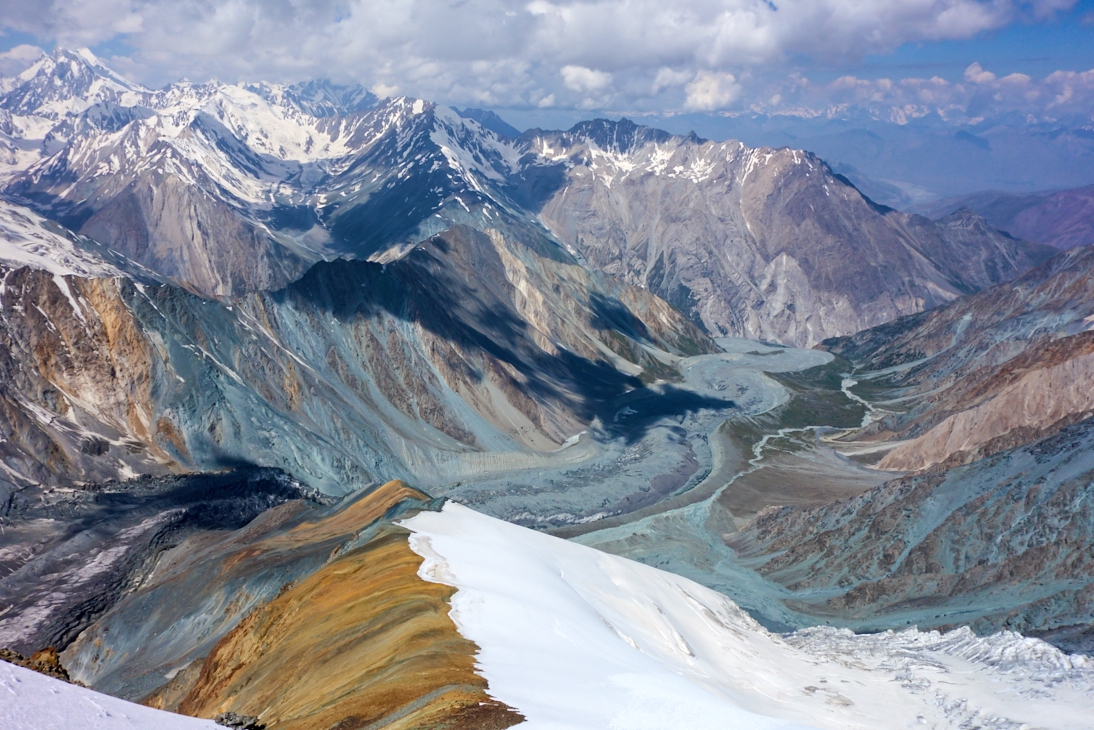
{"left": 404, "top": 502, "right": 1094, "bottom": 730}
{"left": 0, "top": 661, "right": 215, "bottom": 730}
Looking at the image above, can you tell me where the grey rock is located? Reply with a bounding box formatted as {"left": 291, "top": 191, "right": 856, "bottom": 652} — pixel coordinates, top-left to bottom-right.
{"left": 516, "top": 119, "right": 1055, "bottom": 346}
{"left": 214, "top": 712, "right": 265, "bottom": 730}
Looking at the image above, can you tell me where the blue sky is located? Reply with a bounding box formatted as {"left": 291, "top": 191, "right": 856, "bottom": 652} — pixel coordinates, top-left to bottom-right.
{"left": 845, "top": 1, "right": 1094, "bottom": 80}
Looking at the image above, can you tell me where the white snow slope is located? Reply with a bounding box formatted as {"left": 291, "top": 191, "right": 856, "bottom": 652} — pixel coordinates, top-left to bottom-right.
{"left": 0, "top": 200, "right": 123, "bottom": 278}
{"left": 404, "top": 502, "right": 1094, "bottom": 730}
{"left": 0, "top": 661, "right": 216, "bottom": 730}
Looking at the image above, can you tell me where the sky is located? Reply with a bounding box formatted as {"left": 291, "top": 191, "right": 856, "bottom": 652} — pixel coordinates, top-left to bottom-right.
{"left": 1, "top": 0, "right": 1093, "bottom": 125}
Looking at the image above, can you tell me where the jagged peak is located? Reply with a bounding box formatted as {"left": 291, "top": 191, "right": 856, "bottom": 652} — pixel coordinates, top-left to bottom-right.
{"left": 14, "top": 46, "right": 143, "bottom": 92}
{"left": 241, "top": 79, "right": 379, "bottom": 118}
{"left": 1, "top": 47, "right": 147, "bottom": 123}
{"left": 560, "top": 117, "right": 677, "bottom": 153}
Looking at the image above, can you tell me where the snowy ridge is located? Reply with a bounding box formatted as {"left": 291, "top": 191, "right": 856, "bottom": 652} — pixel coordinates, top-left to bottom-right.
{"left": 0, "top": 200, "right": 123, "bottom": 278}
{"left": 1, "top": 47, "right": 812, "bottom": 217}
{"left": 1, "top": 49, "right": 409, "bottom": 205}
{"left": 0, "top": 661, "right": 214, "bottom": 730}
{"left": 518, "top": 119, "right": 799, "bottom": 190}
{"left": 404, "top": 502, "right": 1094, "bottom": 730}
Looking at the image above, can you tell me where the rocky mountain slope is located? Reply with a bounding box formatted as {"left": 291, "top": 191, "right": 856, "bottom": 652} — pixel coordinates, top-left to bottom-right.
{"left": 0, "top": 204, "right": 712, "bottom": 503}
{"left": 5, "top": 480, "right": 1088, "bottom": 730}
{"left": 0, "top": 468, "right": 319, "bottom": 653}
{"left": 721, "top": 244, "right": 1094, "bottom": 651}
{"left": 731, "top": 418, "right": 1094, "bottom": 652}
{"left": 912, "top": 184, "right": 1094, "bottom": 251}
{"left": 516, "top": 119, "right": 1054, "bottom": 346}
{"left": 1, "top": 47, "right": 1090, "bottom": 729}
{"left": 1, "top": 49, "right": 1051, "bottom": 346}
{"left": 62, "top": 481, "right": 524, "bottom": 730}
{"left": 827, "top": 244, "right": 1094, "bottom": 472}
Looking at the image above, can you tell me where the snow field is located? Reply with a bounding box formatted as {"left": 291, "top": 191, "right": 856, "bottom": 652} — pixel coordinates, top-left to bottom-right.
{"left": 403, "top": 502, "right": 1094, "bottom": 730}
{"left": 0, "top": 661, "right": 216, "bottom": 730}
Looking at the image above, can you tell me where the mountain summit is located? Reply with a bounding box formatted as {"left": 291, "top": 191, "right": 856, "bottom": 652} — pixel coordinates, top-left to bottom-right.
{"left": 1, "top": 48, "right": 1052, "bottom": 344}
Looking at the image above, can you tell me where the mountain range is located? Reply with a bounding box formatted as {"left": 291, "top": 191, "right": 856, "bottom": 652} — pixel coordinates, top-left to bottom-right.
{"left": 2, "top": 49, "right": 1052, "bottom": 343}
{"left": 1, "top": 47, "right": 1093, "bottom": 730}
{"left": 911, "top": 184, "right": 1094, "bottom": 251}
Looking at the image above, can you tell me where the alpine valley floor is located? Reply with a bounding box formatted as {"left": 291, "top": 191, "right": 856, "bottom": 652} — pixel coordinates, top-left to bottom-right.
{"left": 423, "top": 336, "right": 892, "bottom": 632}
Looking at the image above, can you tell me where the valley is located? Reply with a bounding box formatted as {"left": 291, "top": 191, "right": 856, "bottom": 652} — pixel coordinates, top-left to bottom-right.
{"left": 0, "top": 45, "right": 1092, "bottom": 730}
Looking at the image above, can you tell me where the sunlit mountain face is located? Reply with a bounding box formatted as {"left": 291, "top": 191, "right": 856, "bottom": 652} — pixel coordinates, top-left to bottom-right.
{"left": 0, "top": 13, "right": 1092, "bottom": 728}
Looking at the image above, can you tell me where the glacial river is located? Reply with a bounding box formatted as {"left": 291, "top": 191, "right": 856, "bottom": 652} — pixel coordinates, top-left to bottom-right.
{"left": 434, "top": 337, "right": 883, "bottom": 630}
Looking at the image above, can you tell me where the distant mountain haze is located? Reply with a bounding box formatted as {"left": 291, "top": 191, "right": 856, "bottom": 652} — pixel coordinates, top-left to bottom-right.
{"left": 912, "top": 185, "right": 1094, "bottom": 251}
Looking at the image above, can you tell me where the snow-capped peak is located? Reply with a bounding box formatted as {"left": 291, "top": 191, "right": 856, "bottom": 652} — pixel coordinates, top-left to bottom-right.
{"left": 4, "top": 47, "right": 146, "bottom": 119}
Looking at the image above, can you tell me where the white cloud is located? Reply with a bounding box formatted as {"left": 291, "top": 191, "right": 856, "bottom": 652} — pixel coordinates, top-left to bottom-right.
{"left": 0, "top": 0, "right": 1084, "bottom": 117}
{"left": 371, "top": 82, "right": 400, "bottom": 98}
{"left": 684, "top": 72, "right": 741, "bottom": 111}
{"left": 964, "top": 62, "right": 996, "bottom": 84}
{"left": 652, "top": 67, "right": 692, "bottom": 94}
{"left": 753, "top": 61, "right": 1094, "bottom": 123}
{"left": 561, "top": 65, "right": 612, "bottom": 93}
{"left": 0, "top": 44, "right": 44, "bottom": 77}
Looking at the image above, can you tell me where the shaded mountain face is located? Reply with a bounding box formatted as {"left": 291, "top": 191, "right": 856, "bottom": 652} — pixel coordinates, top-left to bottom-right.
{"left": 515, "top": 119, "right": 1055, "bottom": 346}
{"left": 0, "top": 468, "right": 320, "bottom": 654}
{"left": 0, "top": 49, "right": 1049, "bottom": 348}
{"left": 0, "top": 207, "right": 714, "bottom": 501}
{"left": 912, "top": 185, "right": 1094, "bottom": 251}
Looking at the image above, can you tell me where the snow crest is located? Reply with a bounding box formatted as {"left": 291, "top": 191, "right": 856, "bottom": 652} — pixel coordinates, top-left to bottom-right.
{"left": 404, "top": 502, "right": 1094, "bottom": 730}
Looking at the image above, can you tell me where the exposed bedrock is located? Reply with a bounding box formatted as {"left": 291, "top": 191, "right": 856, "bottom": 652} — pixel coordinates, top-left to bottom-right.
{"left": 824, "top": 244, "right": 1094, "bottom": 473}
{"left": 715, "top": 250, "right": 1094, "bottom": 650}
{"left": 729, "top": 419, "right": 1094, "bottom": 653}
{"left": 521, "top": 121, "right": 1054, "bottom": 346}
{"left": 0, "top": 468, "right": 318, "bottom": 654}
{"left": 62, "top": 480, "right": 523, "bottom": 730}
{"left": 0, "top": 218, "right": 717, "bottom": 500}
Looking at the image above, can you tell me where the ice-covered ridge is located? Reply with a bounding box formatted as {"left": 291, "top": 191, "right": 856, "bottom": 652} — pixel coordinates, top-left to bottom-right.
{"left": 0, "top": 661, "right": 215, "bottom": 729}
{"left": 404, "top": 502, "right": 1094, "bottom": 730}
{"left": 0, "top": 200, "right": 122, "bottom": 278}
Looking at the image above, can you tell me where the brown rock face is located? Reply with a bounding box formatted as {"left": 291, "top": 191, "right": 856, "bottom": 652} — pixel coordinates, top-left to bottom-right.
{"left": 0, "top": 267, "right": 178, "bottom": 486}
{"left": 0, "top": 646, "right": 77, "bottom": 683}
{"left": 65, "top": 480, "right": 522, "bottom": 730}
{"left": 175, "top": 527, "right": 521, "bottom": 730}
